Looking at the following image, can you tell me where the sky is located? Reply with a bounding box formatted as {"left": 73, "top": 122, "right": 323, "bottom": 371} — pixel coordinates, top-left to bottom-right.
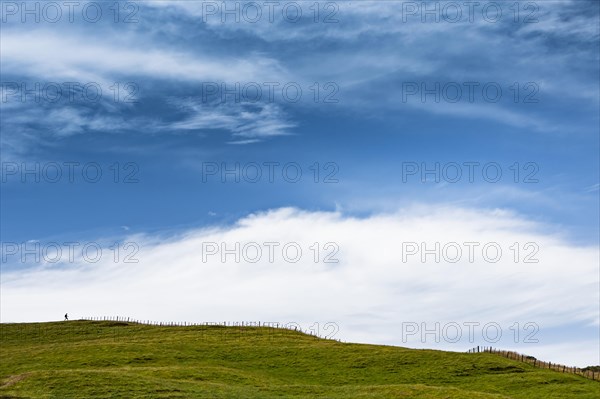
{"left": 0, "top": 0, "right": 599, "bottom": 367}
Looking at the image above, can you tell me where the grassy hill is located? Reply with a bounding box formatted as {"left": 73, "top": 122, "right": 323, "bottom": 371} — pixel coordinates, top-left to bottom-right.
{"left": 1, "top": 321, "right": 598, "bottom": 398}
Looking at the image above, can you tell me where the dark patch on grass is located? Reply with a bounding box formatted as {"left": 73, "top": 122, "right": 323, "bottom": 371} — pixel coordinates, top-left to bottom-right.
{"left": 487, "top": 365, "right": 526, "bottom": 374}
{"left": 128, "top": 355, "right": 155, "bottom": 363}
{"left": 105, "top": 322, "right": 129, "bottom": 327}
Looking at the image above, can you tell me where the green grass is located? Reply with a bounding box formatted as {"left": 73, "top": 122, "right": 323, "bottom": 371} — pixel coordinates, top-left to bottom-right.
{"left": 1, "top": 321, "right": 598, "bottom": 398}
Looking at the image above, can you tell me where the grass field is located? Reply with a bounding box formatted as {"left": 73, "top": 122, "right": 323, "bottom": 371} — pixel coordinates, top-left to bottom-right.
{"left": 1, "top": 320, "right": 598, "bottom": 398}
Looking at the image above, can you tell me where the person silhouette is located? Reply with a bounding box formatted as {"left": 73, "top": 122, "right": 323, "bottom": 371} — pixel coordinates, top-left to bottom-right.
{"left": 64, "top": 313, "right": 68, "bottom": 321}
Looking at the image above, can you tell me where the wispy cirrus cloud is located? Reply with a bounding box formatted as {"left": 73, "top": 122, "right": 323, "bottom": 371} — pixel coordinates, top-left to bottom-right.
{"left": 1, "top": 30, "right": 287, "bottom": 84}
{"left": 2, "top": 0, "right": 597, "bottom": 161}
{"left": 167, "top": 100, "right": 296, "bottom": 140}
{"left": 1, "top": 98, "right": 295, "bottom": 161}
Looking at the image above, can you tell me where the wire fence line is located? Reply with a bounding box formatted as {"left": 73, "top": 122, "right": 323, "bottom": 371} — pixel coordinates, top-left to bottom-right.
{"left": 79, "top": 315, "right": 342, "bottom": 341}
{"left": 467, "top": 346, "right": 600, "bottom": 381}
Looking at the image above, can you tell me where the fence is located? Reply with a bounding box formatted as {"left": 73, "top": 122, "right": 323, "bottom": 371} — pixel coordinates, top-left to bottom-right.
{"left": 79, "top": 316, "right": 341, "bottom": 341}
{"left": 467, "top": 346, "right": 600, "bottom": 381}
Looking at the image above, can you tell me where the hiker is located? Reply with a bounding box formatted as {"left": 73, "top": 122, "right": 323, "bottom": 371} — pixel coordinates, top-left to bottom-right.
{"left": 64, "top": 313, "right": 68, "bottom": 321}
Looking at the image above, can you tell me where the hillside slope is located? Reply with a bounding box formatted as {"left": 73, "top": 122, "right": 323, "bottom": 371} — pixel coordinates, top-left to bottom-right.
{"left": 1, "top": 321, "right": 598, "bottom": 398}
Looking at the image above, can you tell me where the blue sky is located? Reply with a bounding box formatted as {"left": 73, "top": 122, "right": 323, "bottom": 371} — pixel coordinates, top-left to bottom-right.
{"left": 1, "top": 1, "right": 599, "bottom": 366}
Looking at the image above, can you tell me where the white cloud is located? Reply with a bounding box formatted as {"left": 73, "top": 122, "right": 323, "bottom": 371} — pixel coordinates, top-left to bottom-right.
{"left": 2, "top": 205, "right": 598, "bottom": 366}
{"left": 3, "top": 0, "right": 597, "bottom": 161}
{"left": 0, "top": 30, "right": 287, "bottom": 84}
{"left": 168, "top": 101, "right": 296, "bottom": 138}
{"left": 0, "top": 98, "right": 294, "bottom": 162}
{"left": 0, "top": 101, "right": 145, "bottom": 162}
